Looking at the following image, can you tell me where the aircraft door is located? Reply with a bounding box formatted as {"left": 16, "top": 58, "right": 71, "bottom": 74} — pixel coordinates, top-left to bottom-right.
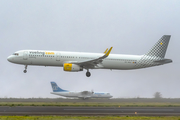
{"left": 56, "top": 53, "right": 61, "bottom": 61}
{"left": 23, "top": 51, "right": 28, "bottom": 60}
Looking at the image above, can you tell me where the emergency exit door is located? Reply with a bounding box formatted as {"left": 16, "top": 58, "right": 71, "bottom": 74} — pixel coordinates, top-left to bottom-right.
{"left": 23, "top": 51, "right": 28, "bottom": 60}
{"left": 56, "top": 53, "right": 61, "bottom": 61}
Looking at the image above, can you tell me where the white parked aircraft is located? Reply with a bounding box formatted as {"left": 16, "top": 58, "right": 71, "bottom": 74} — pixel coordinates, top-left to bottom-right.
{"left": 50, "top": 82, "right": 112, "bottom": 99}
{"left": 7, "top": 35, "right": 172, "bottom": 77}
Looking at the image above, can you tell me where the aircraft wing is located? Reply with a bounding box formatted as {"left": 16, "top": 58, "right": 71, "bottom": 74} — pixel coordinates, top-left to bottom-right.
{"left": 81, "top": 91, "right": 93, "bottom": 95}
{"left": 73, "top": 47, "right": 113, "bottom": 69}
{"left": 78, "top": 91, "right": 93, "bottom": 99}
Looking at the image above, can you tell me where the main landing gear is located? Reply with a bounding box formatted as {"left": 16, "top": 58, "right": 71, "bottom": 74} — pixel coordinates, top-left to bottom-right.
{"left": 86, "top": 69, "right": 91, "bottom": 77}
{"left": 23, "top": 65, "right": 28, "bottom": 73}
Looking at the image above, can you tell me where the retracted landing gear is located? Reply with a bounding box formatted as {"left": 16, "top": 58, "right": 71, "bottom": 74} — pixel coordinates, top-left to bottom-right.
{"left": 23, "top": 65, "right": 28, "bottom": 73}
{"left": 86, "top": 69, "right": 91, "bottom": 77}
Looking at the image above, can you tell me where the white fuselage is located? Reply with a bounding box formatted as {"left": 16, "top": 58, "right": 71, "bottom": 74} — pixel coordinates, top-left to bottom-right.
{"left": 7, "top": 36, "right": 173, "bottom": 76}
{"left": 51, "top": 91, "right": 112, "bottom": 99}
{"left": 7, "top": 50, "right": 142, "bottom": 70}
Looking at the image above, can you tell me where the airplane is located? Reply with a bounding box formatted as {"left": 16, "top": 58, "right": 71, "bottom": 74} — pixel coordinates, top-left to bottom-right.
{"left": 7, "top": 35, "right": 172, "bottom": 77}
{"left": 50, "top": 82, "right": 113, "bottom": 99}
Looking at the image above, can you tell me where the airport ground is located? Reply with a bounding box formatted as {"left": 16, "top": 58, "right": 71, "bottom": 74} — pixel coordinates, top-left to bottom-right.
{"left": 2, "top": 97, "right": 180, "bottom": 103}
{"left": 0, "top": 116, "right": 180, "bottom": 120}
{"left": 1, "top": 98, "right": 180, "bottom": 119}
{"left": 1, "top": 98, "right": 180, "bottom": 107}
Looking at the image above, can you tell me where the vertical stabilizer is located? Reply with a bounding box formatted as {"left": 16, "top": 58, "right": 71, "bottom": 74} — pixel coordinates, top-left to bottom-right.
{"left": 50, "top": 82, "right": 68, "bottom": 92}
{"left": 135, "top": 35, "right": 172, "bottom": 68}
{"left": 145, "top": 35, "right": 171, "bottom": 58}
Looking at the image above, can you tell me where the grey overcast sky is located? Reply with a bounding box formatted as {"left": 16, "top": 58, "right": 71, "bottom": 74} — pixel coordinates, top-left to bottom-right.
{"left": 0, "top": 0, "right": 180, "bottom": 98}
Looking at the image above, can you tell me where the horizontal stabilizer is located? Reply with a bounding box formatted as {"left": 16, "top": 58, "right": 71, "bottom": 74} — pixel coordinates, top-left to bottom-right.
{"left": 153, "top": 59, "right": 172, "bottom": 64}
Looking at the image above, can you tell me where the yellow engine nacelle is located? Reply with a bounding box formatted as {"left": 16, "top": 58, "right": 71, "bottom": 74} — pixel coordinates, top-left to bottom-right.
{"left": 63, "top": 63, "right": 83, "bottom": 72}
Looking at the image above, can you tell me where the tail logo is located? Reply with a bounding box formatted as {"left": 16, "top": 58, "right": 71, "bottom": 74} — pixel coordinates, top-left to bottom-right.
{"left": 52, "top": 86, "right": 58, "bottom": 90}
{"left": 135, "top": 35, "right": 171, "bottom": 68}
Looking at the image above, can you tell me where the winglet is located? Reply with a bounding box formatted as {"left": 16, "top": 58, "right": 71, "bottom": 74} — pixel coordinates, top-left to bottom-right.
{"left": 104, "top": 48, "right": 108, "bottom": 54}
{"left": 105, "top": 47, "right": 113, "bottom": 56}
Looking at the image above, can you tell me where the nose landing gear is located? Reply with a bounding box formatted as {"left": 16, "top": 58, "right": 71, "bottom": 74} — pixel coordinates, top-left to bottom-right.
{"left": 86, "top": 69, "right": 91, "bottom": 77}
{"left": 23, "top": 65, "right": 28, "bottom": 73}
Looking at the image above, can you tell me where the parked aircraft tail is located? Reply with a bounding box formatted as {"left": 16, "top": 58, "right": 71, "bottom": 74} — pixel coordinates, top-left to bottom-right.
{"left": 50, "top": 82, "right": 68, "bottom": 92}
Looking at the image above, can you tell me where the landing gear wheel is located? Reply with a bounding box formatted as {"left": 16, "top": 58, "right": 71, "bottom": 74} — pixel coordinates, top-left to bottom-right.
{"left": 86, "top": 72, "right": 91, "bottom": 77}
{"left": 23, "top": 70, "right": 27, "bottom": 73}
{"left": 23, "top": 65, "right": 28, "bottom": 73}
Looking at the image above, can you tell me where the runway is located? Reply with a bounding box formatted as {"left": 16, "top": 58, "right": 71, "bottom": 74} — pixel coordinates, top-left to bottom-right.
{"left": 0, "top": 106, "right": 180, "bottom": 116}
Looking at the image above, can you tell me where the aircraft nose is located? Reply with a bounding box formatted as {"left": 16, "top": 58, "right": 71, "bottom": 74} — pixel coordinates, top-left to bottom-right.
{"left": 7, "top": 56, "right": 12, "bottom": 62}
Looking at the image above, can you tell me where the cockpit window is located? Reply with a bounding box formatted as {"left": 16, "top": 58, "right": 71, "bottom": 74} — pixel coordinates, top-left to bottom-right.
{"left": 13, "top": 53, "right": 19, "bottom": 56}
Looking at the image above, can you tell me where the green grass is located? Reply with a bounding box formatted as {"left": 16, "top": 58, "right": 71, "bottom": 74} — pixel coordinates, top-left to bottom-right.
{"left": 1, "top": 102, "right": 180, "bottom": 107}
{"left": 0, "top": 116, "right": 180, "bottom": 120}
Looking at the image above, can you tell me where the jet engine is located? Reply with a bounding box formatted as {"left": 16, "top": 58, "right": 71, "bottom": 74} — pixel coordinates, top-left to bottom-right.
{"left": 63, "top": 63, "right": 83, "bottom": 72}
